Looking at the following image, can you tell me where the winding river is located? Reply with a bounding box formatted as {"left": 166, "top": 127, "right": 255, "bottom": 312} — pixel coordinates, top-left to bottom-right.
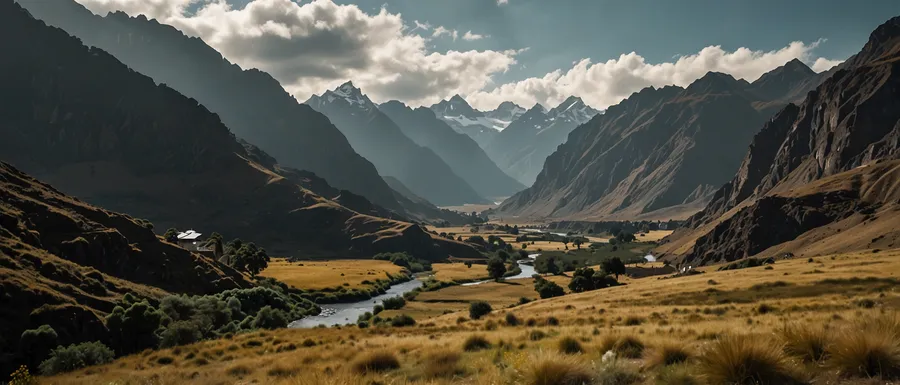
{"left": 290, "top": 260, "right": 536, "bottom": 328}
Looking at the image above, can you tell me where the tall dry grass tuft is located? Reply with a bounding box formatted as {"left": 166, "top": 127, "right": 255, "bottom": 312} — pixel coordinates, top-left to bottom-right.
{"left": 423, "top": 350, "right": 463, "bottom": 378}
{"left": 697, "top": 334, "right": 806, "bottom": 385}
{"left": 777, "top": 323, "right": 830, "bottom": 362}
{"left": 525, "top": 353, "right": 594, "bottom": 385}
{"left": 828, "top": 314, "right": 900, "bottom": 379}
{"left": 352, "top": 351, "right": 401, "bottom": 374}
{"left": 655, "top": 364, "right": 700, "bottom": 385}
{"left": 463, "top": 335, "right": 492, "bottom": 352}
{"left": 647, "top": 343, "right": 693, "bottom": 367}
{"left": 601, "top": 335, "right": 645, "bottom": 359}
{"left": 558, "top": 336, "right": 584, "bottom": 355}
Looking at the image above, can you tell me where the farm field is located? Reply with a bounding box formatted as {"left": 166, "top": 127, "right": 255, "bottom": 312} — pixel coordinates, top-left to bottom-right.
{"left": 258, "top": 259, "right": 405, "bottom": 290}
{"left": 49, "top": 248, "right": 900, "bottom": 385}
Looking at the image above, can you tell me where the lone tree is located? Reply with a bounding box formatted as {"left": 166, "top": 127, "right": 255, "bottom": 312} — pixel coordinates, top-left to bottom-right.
{"left": 487, "top": 257, "right": 507, "bottom": 281}
{"left": 601, "top": 257, "right": 627, "bottom": 279}
{"left": 573, "top": 239, "right": 584, "bottom": 250}
{"left": 533, "top": 276, "right": 565, "bottom": 299}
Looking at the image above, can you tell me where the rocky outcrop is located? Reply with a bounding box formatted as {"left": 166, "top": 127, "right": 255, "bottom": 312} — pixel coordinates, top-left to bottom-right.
{"left": 0, "top": 0, "right": 483, "bottom": 262}
{"left": 15, "top": 0, "right": 465, "bottom": 223}
{"left": 663, "top": 15, "right": 900, "bottom": 265}
{"left": 379, "top": 101, "right": 525, "bottom": 198}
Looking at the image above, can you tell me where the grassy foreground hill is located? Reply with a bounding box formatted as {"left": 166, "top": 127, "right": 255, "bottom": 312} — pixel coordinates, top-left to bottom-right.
{"left": 35, "top": 248, "right": 900, "bottom": 384}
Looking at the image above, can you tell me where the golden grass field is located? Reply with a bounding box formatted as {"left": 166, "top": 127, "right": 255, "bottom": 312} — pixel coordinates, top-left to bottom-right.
{"left": 45, "top": 247, "right": 900, "bottom": 384}
{"left": 258, "top": 258, "right": 405, "bottom": 290}
{"left": 430, "top": 262, "right": 491, "bottom": 282}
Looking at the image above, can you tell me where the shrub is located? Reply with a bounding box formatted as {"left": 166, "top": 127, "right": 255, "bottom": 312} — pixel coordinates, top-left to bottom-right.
{"left": 624, "top": 316, "right": 645, "bottom": 326}
{"left": 391, "top": 314, "right": 416, "bottom": 327}
{"left": 526, "top": 353, "right": 594, "bottom": 385}
{"left": 505, "top": 312, "right": 520, "bottom": 326}
{"left": 39, "top": 342, "right": 115, "bottom": 375}
{"left": 534, "top": 277, "right": 565, "bottom": 299}
{"left": 382, "top": 296, "right": 406, "bottom": 310}
{"left": 546, "top": 316, "right": 560, "bottom": 326}
{"left": 159, "top": 321, "right": 203, "bottom": 348}
{"left": 469, "top": 301, "right": 492, "bottom": 320}
{"left": 697, "top": 334, "right": 805, "bottom": 385}
{"left": 828, "top": 318, "right": 900, "bottom": 379}
{"left": 19, "top": 325, "right": 58, "bottom": 366}
{"left": 601, "top": 335, "right": 645, "bottom": 359}
{"left": 156, "top": 356, "right": 174, "bottom": 365}
{"left": 557, "top": 336, "right": 583, "bottom": 354}
{"left": 8, "top": 365, "right": 37, "bottom": 385}
{"left": 352, "top": 351, "right": 400, "bottom": 374}
{"left": 251, "top": 306, "right": 288, "bottom": 329}
{"left": 463, "top": 335, "right": 492, "bottom": 352}
{"left": 777, "top": 323, "right": 830, "bottom": 362}
{"left": 423, "top": 351, "right": 463, "bottom": 378}
{"left": 595, "top": 361, "right": 641, "bottom": 385}
{"left": 648, "top": 343, "right": 693, "bottom": 367}
{"left": 373, "top": 304, "right": 384, "bottom": 314}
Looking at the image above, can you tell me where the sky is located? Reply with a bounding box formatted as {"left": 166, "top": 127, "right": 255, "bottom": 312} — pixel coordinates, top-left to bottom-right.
{"left": 74, "top": 0, "right": 900, "bottom": 111}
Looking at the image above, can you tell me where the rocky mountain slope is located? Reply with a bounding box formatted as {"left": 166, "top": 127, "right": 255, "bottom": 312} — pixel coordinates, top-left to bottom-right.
{"left": 658, "top": 15, "right": 900, "bottom": 265}
{"left": 486, "top": 97, "right": 599, "bottom": 186}
{"left": 495, "top": 60, "right": 828, "bottom": 221}
{"left": 15, "top": 0, "right": 463, "bottom": 223}
{"left": 307, "top": 83, "right": 488, "bottom": 206}
{"left": 0, "top": 2, "right": 482, "bottom": 261}
{"left": 0, "top": 159, "right": 252, "bottom": 371}
{"left": 378, "top": 100, "right": 525, "bottom": 198}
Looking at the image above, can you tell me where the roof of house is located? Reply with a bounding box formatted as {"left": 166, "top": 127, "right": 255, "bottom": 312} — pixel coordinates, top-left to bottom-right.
{"left": 177, "top": 230, "right": 202, "bottom": 240}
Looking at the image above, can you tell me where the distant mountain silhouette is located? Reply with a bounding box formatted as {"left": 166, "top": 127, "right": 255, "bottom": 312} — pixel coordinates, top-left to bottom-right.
{"left": 0, "top": 1, "right": 482, "bottom": 263}
{"left": 15, "top": 0, "right": 462, "bottom": 223}
{"left": 379, "top": 100, "right": 524, "bottom": 198}
{"left": 485, "top": 97, "right": 599, "bottom": 186}
{"left": 496, "top": 63, "right": 827, "bottom": 221}
{"left": 307, "top": 83, "right": 489, "bottom": 206}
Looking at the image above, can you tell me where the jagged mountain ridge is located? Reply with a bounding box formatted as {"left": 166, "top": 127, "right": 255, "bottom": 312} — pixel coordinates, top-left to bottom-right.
{"left": 658, "top": 15, "right": 900, "bottom": 265}
{"left": 378, "top": 100, "right": 525, "bottom": 198}
{"left": 496, "top": 60, "right": 828, "bottom": 221}
{"left": 0, "top": 2, "right": 482, "bottom": 262}
{"left": 14, "top": 0, "right": 469, "bottom": 224}
{"left": 485, "top": 97, "right": 600, "bottom": 186}
{"left": 307, "top": 83, "right": 488, "bottom": 206}
{"left": 430, "top": 95, "right": 508, "bottom": 148}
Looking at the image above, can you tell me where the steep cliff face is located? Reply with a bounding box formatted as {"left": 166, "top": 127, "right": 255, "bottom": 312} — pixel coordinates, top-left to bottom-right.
{"left": 661, "top": 15, "right": 900, "bottom": 265}
{"left": 378, "top": 101, "right": 524, "bottom": 198}
{"left": 0, "top": 1, "right": 482, "bottom": 260}
{"left": 15, "top": 0, "right": 455, "bottom": 220}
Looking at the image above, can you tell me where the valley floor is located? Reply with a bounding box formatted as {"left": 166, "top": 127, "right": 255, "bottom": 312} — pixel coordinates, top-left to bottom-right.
{"left": 42, "top": 248, "right": 900, "bottom": 384}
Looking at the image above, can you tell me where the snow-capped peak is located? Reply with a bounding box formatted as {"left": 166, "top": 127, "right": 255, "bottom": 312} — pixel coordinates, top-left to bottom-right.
{"left": 311, "top": 80, "right": 375, "bottom": 110}
{"left": 548, "top": 96, "right": 598, "bottom": 124}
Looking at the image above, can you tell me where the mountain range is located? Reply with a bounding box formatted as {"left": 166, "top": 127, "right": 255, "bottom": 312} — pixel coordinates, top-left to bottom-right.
{"left": 15, "top": 0, "right": 474, "bottom": 224}
{"left": 429, "top": 95, "right": 521, "bottom": 149}
{"left": 495, "top": 59, "right": 832, "bottom": 221}
{"left": 306, "top": 83, "right": 489, "bottom": 206}
{"left": 485, "top": 96, "right": 600, "bottom": 185}
{"left": 658, "top": 15, "right": 900, "bottom": 265}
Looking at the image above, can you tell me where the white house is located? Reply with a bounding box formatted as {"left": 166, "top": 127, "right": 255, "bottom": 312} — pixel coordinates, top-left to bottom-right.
{"left": 176, "top": 230, "right": 203, "bottom": 250}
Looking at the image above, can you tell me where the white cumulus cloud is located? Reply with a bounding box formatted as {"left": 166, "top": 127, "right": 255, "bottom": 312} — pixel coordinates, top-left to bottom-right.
{"left": 75, "top": 0, "right": 516, "bottom": 106}
{"left": 466, "top": 40, "right": 844, "bottom": 110}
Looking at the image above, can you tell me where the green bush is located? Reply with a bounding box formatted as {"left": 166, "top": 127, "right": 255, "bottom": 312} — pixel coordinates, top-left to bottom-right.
{"left": 19, "top": 325, "right": 58, "bottom": 366}
{"left": 534, "top": 276, "right": 565, "bottom": 299}
{"left": 382, "top": 296, "right": 406, "bottom": 310}
{"left": 251, "top": 306, "right": 288, "bottom": 329}
{"left": 469, "top": 301, "right": 492, "bottom": 320}
{"left": 391, "top": 314, "right": 416, "bottom": 327}
{"left": 39, "top": 342, "right": 115, "bottom": 375}
{"left": 159, "top": 320, "right": 203, "bottom": 348}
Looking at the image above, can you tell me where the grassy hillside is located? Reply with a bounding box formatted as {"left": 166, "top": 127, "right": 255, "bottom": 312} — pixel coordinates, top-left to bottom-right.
{"left": 37, "top": 247, "right": 900, "bottom": 384}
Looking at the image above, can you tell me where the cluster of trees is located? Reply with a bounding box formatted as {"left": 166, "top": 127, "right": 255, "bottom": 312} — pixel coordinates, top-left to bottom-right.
{"left": 533, "top": 276, "right": 565, "bottom": 299}
{"left": 162, "top": 230, "right": 270, "bottom": 276}
{"left": 464, "top": 235, "right": 514, "bottom": 253}
{"left": 567, "top": 267, "right": 618, "bottom": 293}
{"left": 373, "top": 252, "right": 431, "bottom": 273}
{"left": 534, "top": 255, "right": 574, "bottom": 275}
{"left": 18, "top": 283, "right": 320, "bottom": 375}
